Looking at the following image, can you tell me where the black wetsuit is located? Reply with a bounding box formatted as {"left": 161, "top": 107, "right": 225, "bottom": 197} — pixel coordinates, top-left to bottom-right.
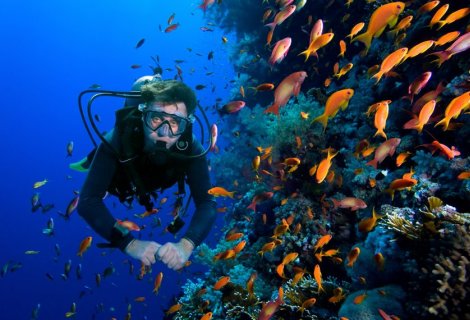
{"left": 77, "top": 121, "right": 217, "bottom": 251}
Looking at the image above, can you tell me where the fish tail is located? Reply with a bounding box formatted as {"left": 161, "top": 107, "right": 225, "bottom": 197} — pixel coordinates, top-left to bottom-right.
{"left": 435, "top": 20, "right": 447, "bottom": 30}
{"left": 351, "top": 32, "right": 372, "bottom": 53}
{"left": 331, "top": 198, "right": 340, "bottom": 208}
{"left": 264, "top": 102, "right": 280, "bottom": 115}
{"left": 366, "top": 159, "right": 378, "bottom": 169}
{"left": 385, "top": 188, "right": 395, "bottom": 200}
{"left": 298, "top": 48, "right": 312, "bottom": 62}
{"left": 373, "top": 129, "right": 387, "bottom": 139}
{"left": 228, "top": 191, "right": 235, "bottom": 199}
{"left": 372, "top": 71, "right": 384, "bottom": 84}
{"left": 312, "top": 113, "right": 328, "bottom": 130}
{"left": 434, "top": 117, "right": 450, "bottom": 131}
{"left": 264, "top": 22, "right": 276, "bottom": 32}
{"left": 427, "top": 51, "right": 451, "bottom": 67}
{"left": 246, "top": 201, "right": 256, "bottom": 211}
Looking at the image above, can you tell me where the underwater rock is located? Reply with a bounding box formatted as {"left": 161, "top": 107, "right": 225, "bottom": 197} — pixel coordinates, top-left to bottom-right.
{"left": 338, "top": 284, "right": 406, "bottom": 320}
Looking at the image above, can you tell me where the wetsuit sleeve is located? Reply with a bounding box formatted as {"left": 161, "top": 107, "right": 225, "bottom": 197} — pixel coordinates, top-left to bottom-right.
{"left": 77, "top": 132, "right": 134, "bottom": 251}
{"left": 182, "top": 140, "right": 217, "bottom": 247}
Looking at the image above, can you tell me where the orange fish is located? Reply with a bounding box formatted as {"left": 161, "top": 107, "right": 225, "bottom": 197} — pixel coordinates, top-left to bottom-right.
{"left": 316, "top": 148, "right": 339, "bottom": 183}
{"left": 347, "top": 247, "right": 361, "bottom": 267}
{"left": 233, "top": 240, "right": 246, "bottom": 254}
{"left": 153, "top": 272, "right": 163, "bottom": 294}
{"left": 352, "top": 2, "right": 405, "bottom": 53}
{"left": 313, "top": 234, "right": 332, "bottom": 251}
{"left": 200, "top": 312, "right": 213, "bottom": 320}
{"left": 225, "top": 232, "right": 244, "bottom": 241}
{"left": 417, "top": 1, "right": 440, "bottom": 16}
{"left": 386, "top": 178, "right": 417, "bottom": 200}
{"left": 353, "top": 292, "right": 367, "bottom": 304}
{"left": 299, "top": 32, "right": 335, "bottom": 61}
{"left": 331, "top": 197, "right": 367, "bottom": 211}
{"left": 207, "top": 187, "right": 235, "bottom": 198}
{"left": 403, "top": 40, "right": 435, "bottom": 61}
{"left": 347, "top": 22, "right": 365, "bottom": 42}
{"left": 265, "top": 71, "right": 307, "bottom": 115}
{"left": 77, "top": 236, "right": 92, "bottom": 257}
{"left": 313, "top": 264, "right": 324, "bottom": 293}
{"left": 434, "top": 91, "right": 470, "bottom": 131}
{"left": 258, "top": 241, "right": 277, "bottom": 256}
{"left": 436, "top": 7, "right": 470, "bottom": 30}
{"left": 334, "top": 63, "right": 354, "bottom": 79}
{"left": 250, "top": 83, "right": 275, "bottom": 93}
{"left": 282, "top": 252, "right": 299, "bottom": 265}
{"left": 299, "top": 297, "right": 317, "bottom": 315}
{"left": 395, "top": 151, "right": 411, "bottom": 167}
{"left": 213, "top": 276, "right": 230, "bottom": 290}
{"left": 166, "top": 303, "right": 182, "bottom": 315}
{"left": 374, "top": 252, "right": 385, "bottom": 271}
{"left": 246, "top": 272, "right": 257, "bottom": 297}
{"left": 338, "top": 40, "right": 347, "bottom": 57}
{"left": 403, "top": 99, "right": 436, "bottom": 133}
{"left": 435, "top": 31, "right": 461, "bottom": 47}
{"left": 457, "top": 171, "right": 470, "bottom": 180}
{"left": 372, "top": 47, "right": 408, "bottom": 83}
{"left": 429, "top": 4, "right": 449, "bottom": 28}
{"left": 387, "top": 15, "right": 413, "bottom": 38}
{"left": 421, "top": 140, "right": 461, "bottom": 160}
{"left": 366, "top": 138, "right": 401, "bottom": 168}
{"left": 313, "top": 89, "right": 354, "bottom": 130}
{"left": 358, "top": 207, "right": 382, "bottom": 232}
{"left": 373, "top": 101, "right": 389, "bottom": 139}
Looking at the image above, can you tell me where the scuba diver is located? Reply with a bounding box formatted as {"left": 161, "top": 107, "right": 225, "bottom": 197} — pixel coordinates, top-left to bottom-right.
{"left": 74, "top": 76, "right": 217, "bottom": 270}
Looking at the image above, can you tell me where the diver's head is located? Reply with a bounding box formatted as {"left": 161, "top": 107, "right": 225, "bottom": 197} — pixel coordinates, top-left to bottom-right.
{"left": 125, "top": 75, "right": 162, "bottom": 106}
{"left": 138, "top": 80, "right": 196, "bottom": 150}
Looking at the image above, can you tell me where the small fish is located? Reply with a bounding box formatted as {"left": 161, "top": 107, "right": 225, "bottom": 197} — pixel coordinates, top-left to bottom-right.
{"left": 153, "top": 272, "right": 163, "bottom": 294}
{"left": 213, "top": 276, "right": 230, "bottom": 290}
{"left": 366, "top": 138, "right": 401, "bottom": 169}
{"left": 314, "top": 264, "right": 324, "bottom": 293}
{"left": 358, "top": 207, "right": 382, "bottom": 232}
{"left": 66, "top": 141, "right": 74, "bottom": 157}
{"left": 265, "top": 71, "right": 307, "bottom": 115}
{"left": 217, "top": 101, "right": 246, "bottom": 115}
{"left": 165, "top": 23, "right": 180, "bottom": 33}
{"left": 372, "top": 47, "right": 408, "bottom": 83}
{"left": 347, "top": 247, "right": 361, "bottom": 267}
{"left": 33, "top": 179, "right": 48, "bottom": 189}
{"left": 77, "top": 236, "right": 93, "bottom": 257}
{"left": 331, "top": 197, "right": 367, "bottom": 211}
{"left": 208, "top": 187, "right": 235, "bottom": 198}
{"left": 313, "top": 89, "right": 354, "bottom": 130}
{"left": 135, "top": 38, "right": 145, "bottom": 49}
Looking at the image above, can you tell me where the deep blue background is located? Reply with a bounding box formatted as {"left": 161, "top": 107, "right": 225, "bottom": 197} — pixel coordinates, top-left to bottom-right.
{"left": 0, "top": 1, "right": 233, "bottom": 318}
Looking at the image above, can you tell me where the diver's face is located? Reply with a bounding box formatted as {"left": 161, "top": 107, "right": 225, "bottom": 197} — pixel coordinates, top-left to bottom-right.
{"left": 143, "top": 102, "right": 188, "bottom": 149}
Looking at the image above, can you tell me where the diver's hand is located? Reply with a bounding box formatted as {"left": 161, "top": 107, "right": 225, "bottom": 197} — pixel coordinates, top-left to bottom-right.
{"left": 156, "top": 238, "right": 194, "bottom": 271}
{"left": 125, "top": 239, "right": 161, "bottom": 266}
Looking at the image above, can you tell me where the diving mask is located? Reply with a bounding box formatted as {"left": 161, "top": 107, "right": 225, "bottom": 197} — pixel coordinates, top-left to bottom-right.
{"left": 143, "top": 110, "right": 191, "bottom": 137}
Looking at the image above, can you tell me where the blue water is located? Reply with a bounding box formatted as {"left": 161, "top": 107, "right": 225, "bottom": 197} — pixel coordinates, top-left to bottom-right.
{"left": 0, "top": 1, "right": 233, "bottom": 318}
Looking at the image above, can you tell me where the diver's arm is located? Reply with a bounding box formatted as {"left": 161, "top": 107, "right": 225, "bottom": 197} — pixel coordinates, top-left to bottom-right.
{"left": 77, "top": 137, "right": 135, "bottom": 251}
{"left": 183, "top": 141, "right": 217, "bottom": 247}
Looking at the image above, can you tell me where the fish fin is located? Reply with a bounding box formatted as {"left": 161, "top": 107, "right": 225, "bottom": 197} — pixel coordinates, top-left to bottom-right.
{"left": 312, "top": 114, "right": 328, "bottom": 130}
{"left": 264, "top": 103, "right": 280, "bottom": 115}
{"left": 69, "top": 157, "right": 90, "bottom": 172}
{"left": 366, "top": 159, "right": 378, "bottom": 169}
{"left": 352, "top": 32, "right": 372, "bottom": 53}
{"left": 434, "top": 117, "right": 450, "bottom": 131}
